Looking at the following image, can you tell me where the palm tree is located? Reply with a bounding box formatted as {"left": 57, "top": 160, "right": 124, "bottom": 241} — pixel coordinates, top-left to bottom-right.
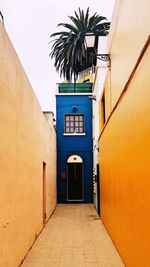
{"left": 50, "top": 8, "right": 110, "bottom": 82}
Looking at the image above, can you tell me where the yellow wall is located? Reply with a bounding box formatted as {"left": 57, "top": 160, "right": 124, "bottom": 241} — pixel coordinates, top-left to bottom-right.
{"left": 0, "top": 23, "right": 56, "bottom": 267}
{"left": 78, "top": 67, "right": 95, "bottom": 83}
{"left": 99, "top": 0, "right": 150, "bottom": 266}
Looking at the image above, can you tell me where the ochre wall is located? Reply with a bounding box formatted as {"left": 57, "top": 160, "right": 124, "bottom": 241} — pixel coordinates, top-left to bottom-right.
{"left": 99, "top": 0, "right": 150, "bottom": 266}
{"left": 100, "top": 47, "right": 150, "bottom": 267}
{"left": 108, "top": 0, "right": 149, "bottom": 110}
{"left": 0, "top": 22, "right": 56, "bottom": 267}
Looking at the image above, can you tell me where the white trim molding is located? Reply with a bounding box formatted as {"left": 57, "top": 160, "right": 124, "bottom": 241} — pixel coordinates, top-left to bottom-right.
{"left": 63, "top": 133, "right": 86, "bottom": 136}
{"left": 67, "top": 155, "right": 83, "bottom": 163}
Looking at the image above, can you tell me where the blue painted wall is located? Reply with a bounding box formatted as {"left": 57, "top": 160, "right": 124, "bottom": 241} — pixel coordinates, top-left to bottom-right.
{"left": 56, "top": 95, "right": 93, "bottom": 203}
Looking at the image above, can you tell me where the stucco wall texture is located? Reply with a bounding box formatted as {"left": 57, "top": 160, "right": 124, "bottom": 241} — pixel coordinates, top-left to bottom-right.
{"left": 99, "top": 0, "right": 150, "bottom": 266}
{"left": 0, "top": 22, "right": 56, "bottom": 267}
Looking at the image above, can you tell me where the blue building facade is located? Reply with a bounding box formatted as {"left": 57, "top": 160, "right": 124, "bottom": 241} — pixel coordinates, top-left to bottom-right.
{"left": 56, "top": 83, "right": 93, "bottom": 203}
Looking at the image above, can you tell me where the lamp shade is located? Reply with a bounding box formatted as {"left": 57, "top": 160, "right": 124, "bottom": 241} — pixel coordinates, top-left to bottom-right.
{"left": 98, "top": 36, "right": 109, "bottom": 54}
{"left": 84, "top": 33, "right": 96, "bottom": 48}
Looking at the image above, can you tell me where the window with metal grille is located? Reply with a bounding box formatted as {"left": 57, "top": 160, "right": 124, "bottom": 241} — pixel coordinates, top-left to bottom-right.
{"left": 65, "top": 114, "right": 84, "bottom": 133}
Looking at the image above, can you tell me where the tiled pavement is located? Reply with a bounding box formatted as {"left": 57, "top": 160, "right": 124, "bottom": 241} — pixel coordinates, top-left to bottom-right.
{"left": 21, "top": 204, "right": 124, "bottom": 267}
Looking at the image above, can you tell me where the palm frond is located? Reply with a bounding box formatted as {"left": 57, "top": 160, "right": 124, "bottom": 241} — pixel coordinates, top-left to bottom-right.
{"left": 49, "top": 7, "right": 110, "bottom": 81}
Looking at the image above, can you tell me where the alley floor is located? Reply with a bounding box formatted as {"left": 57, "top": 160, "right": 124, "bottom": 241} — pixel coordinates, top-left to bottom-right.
{"left": 21, "top": 204, "right": 124, "bottom": 267}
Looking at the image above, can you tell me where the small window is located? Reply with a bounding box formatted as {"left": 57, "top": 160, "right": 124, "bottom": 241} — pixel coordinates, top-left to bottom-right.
{"left": 65, "top": 114, "right": 84, "bottom": 133}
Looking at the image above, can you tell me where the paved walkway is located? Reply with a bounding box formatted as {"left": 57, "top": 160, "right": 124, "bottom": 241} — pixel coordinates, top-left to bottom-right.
{"left": 21, "top": 204, "right": 124, "bottom": 267}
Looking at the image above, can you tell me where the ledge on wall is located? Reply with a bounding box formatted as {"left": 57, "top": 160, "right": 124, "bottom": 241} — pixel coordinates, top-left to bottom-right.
{"left": 63, "top": 133, "right": 86, "bottom": 136}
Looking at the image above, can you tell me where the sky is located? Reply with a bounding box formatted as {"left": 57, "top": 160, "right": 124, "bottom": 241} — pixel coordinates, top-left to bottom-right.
{"left": 1, "top": 0, "right": 115, "bottom": 114}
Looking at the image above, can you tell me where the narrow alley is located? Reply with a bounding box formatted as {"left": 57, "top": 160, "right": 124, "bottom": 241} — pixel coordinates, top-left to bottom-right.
{"left": 21, "top": 204, "right": 124, "bottom": 267}
{"left": 1, "top": 1, "right": 149, "bottom": 266}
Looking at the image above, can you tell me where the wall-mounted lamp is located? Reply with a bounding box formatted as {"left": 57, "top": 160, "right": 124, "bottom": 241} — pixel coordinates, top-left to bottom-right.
{"left": 72, "top": 105, "right": 77, "bottom": 112}
{"left": 84, "top": 33, "right": 110, "bottom": 63}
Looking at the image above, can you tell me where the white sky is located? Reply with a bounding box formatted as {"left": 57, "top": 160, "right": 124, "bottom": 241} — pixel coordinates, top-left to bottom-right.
{"left": 1, "top": 0, "right": 115, "bottom": 113}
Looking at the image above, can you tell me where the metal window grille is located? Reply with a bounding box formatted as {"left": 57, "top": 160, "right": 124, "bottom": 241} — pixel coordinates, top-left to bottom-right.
{"left": 65, "top": 115, "right": 84, "bottom": 133}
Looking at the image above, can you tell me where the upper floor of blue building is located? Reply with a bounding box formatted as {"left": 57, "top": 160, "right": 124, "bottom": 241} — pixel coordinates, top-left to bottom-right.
{"left": 56, "top": 66, "right": 95, "bottom": 95}
{"left": 55, "top": 66, "right": 95, "bottom": 152}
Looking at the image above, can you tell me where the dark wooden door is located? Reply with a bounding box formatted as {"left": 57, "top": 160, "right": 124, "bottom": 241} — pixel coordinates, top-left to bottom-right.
{"left": 68, "top": 163, "right": 83, "bottom": 201}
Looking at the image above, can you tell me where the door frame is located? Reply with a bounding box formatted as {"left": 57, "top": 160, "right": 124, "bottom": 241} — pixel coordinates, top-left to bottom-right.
{"left": 97, "top": 163, "right": 100, "bottom": 215}
{"left": 43, "top": 162, "right": 46, "bottom": 224}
